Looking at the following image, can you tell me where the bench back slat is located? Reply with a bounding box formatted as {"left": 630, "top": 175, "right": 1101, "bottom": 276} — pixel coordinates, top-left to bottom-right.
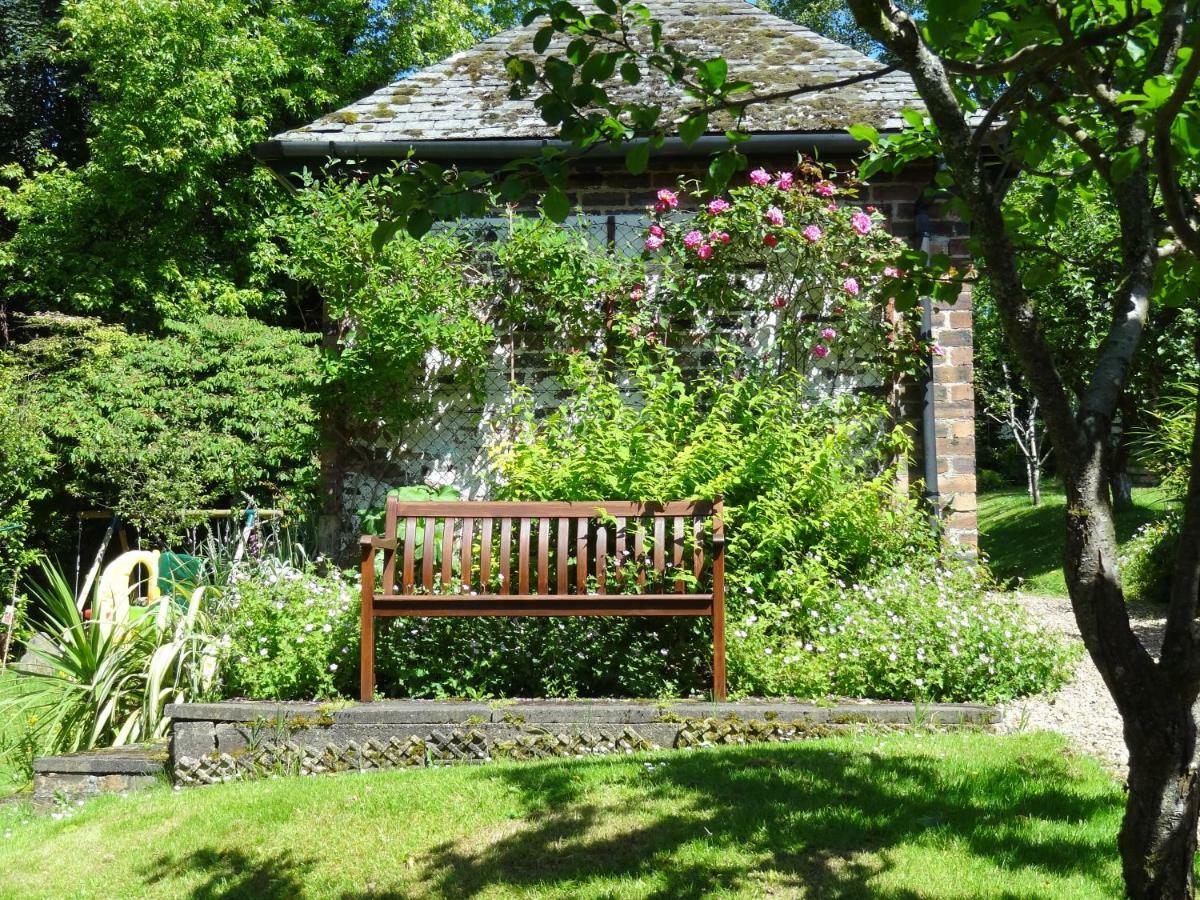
{"left": 422, "top": 516, "right": 436, "bottom": 590}
{"left": 402, "top": 517, "right": 417, "bottom": 594}
{"left": 556, "top": 518, "right": 570, "bottom": 593}
{"left": 479, "top": 517, "right": 493, "bottom": 587}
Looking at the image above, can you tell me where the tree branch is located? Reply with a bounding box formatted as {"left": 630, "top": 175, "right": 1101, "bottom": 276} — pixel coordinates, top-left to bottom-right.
{"left": 1153, "top": 27, "right": 1200, "bottom": 258}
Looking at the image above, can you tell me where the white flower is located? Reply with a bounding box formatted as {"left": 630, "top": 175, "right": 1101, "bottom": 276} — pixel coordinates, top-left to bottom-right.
{"left": 259, "top": 648, "right": 268, "bottom": 657}
{"left": 304, "top": 623, "right": 315, "bottom": 632}
{"left": 329, "top": 663, "right": 338, "bottom": 672}
{"left": 914, "top": 678, "right": 924, "bottom": 687}
{"left": 322, "top": 623, "right": 332, "bottom": 633}
{"left": 296, "top": 636, "right": 305, "bottom": 644}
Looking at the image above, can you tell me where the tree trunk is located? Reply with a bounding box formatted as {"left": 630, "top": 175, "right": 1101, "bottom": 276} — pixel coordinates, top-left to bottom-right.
{"left": 1064, "top": 441, "right": 1200, "bottom": 899}
{"left": 1028, "top": 459, "right": 1041, "bottom": 506}
{"left": 1121, "top": 710, "right": 1200, "bottom": 899}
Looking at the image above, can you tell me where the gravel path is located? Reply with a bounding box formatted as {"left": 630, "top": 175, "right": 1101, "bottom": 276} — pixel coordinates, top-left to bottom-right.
{"left": 999, "top": 593, "right": 1166, "bottom": 773}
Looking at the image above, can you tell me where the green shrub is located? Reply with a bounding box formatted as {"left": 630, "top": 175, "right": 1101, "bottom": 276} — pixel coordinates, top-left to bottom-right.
{"left": 1120, "top": 513, "right": 1180, "bottom": 605}
{"left": 211, "top": 558, "right": 358, "bottom": 700}
{"left": 482, "top": 354, "right": 1070, "bottom": 702}
{"left": 976, "top": 468, "right": 1010, "bottom": 493}
{"left": 1, "top": 313, "right": 320, "bottom": 540}
{"left": 728, "top": 559, "right": 1072, "bottom": 702}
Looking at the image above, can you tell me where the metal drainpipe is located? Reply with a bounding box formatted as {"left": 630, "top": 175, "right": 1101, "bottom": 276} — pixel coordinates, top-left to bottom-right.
{"left": 916, "top": 221, "right": 942, "bottom": 533}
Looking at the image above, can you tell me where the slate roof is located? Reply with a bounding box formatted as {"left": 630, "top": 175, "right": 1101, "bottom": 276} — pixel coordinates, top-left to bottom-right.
{"left": 271, "top": 0, "right": 924, "bottom": 151}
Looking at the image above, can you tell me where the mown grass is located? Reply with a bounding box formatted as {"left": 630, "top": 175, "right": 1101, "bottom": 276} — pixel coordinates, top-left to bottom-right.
{"left": 979, "top": 482, "right": 1172, "bottom": 596}
{"left": 0, "top": 731, "right": 1124, "bottom": 898}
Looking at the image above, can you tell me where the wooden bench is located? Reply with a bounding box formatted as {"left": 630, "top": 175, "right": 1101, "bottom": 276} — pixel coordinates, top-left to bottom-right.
{"left": 359, "top": 499, "right": 726, "bottom": 701}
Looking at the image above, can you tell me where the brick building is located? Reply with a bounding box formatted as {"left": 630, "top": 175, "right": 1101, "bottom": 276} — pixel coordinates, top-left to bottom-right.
{"left": 256, "top": 0, "right": 978, "bottom": 549}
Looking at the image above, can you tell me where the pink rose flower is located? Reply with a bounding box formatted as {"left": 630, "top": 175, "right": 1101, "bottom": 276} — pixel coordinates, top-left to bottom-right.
{"left": 749, "top": 168, "right": 771, "bottom": 186}
{"left": 649, "top": 223, "right": 664, "bottom": 237}
{"left": 774, "top": 172, "right": 795, "bottom": 190}
{"left": 931, "top": 343, "right": 945, "bottom": 357}
{"left": 826, "top": 203, "right": 838, "bottom": 213}
{"left": 815, "top": 181, "right": 835, "bottom": 197}
{"left": 802, "top": 225, "right": 822, "bottom": 243}
{"left": 843, "top": 277, "right": 860, "bottom": 296}
{"left": 656, "top": 188, "right": 679, "bottom": 209}
{"left": 707, "top": 198, "right": 730, "bottom": 215}
{"left": 697, "top": 243, "right": 714, "bottom": 260}
{"left": 630, "top": 286, "right": 644, "bottom": 302}
{"left": 883, "top": 266, "right": 901, "bottom": 277}
{"left": 710, "top": 230, "right": 731, "bottom": 244}
{"left": 851, "top": 211, "right": 872, "bottom": 235}
{"left": 645, "top": 234, "right": 664, "bottom": 251}
{"left": 821, "top": 327, "right": 837, "bottom": 340}
{"left": 683, "top": 229, "right": 705, "bottom": 249}
{"left": 765, "top": 206, "right": 785, "bottom": 226}
{"left": 763, "top": 234, "right": 778, "bottom": 247}
{"left": 812, "top": 344, "right": 830, "bottom": 358}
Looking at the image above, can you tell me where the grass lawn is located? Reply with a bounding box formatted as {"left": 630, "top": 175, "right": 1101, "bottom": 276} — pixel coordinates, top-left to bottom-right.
{"left": 0, "top": 731, "right": 1124, "bottom": 899}
{"left": 979, "top": 482, "right": 1173, "bottom": 596}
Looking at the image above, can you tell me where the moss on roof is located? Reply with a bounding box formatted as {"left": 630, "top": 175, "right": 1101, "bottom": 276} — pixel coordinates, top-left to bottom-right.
{"left": 275, "top": 0, "right": 924, "bottom": 148}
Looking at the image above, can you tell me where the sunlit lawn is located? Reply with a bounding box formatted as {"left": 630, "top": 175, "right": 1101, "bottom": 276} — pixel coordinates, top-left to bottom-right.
{"left": 979, "top": 482, "right": 1172, "bottom": 596}
{"left": 0, "top": 731, "right": 1125, "bottom": 899}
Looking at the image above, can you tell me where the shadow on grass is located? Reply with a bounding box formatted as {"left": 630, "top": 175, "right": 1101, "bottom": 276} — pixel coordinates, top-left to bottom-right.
{"left": 140, "top": 847, "right": 315, "bottom": 900}
{"left": 399, "top": 743, "right": 1118, "bottom": 899}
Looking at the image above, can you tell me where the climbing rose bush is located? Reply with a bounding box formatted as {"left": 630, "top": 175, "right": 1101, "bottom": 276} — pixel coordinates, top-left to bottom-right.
{"left": 632, "top": 158, "right": 942, "bottom": 386}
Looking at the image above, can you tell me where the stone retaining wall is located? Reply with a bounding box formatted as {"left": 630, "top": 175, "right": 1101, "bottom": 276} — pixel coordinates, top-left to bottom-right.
{"left": 165, "top": 699, "right": 996, "bottom": 787}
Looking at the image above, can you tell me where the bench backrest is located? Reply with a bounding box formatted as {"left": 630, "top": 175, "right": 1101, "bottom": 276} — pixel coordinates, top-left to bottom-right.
{"left": 371, "top": 499, "right": 724, "bottom": 602}
{"left": 358, "top": 499, "right": 727, "bottom": 701}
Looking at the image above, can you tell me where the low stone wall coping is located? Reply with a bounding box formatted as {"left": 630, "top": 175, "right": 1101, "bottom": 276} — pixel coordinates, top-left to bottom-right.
{"left": 163, "top": 699, "right": 997, "bottom": 726}
{"left": 33, "top": 744, "right": 167, "bottom": 776}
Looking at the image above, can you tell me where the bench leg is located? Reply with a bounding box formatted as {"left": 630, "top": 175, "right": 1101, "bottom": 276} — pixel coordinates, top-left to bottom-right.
{"left": 360, "top": 610, "right": 375, "bottom": 702}
{"left": 360, "top": 543, "right": 376, "bottom": 702}
{"left": 713, "top": 603, "right": 726, "bottom": 702}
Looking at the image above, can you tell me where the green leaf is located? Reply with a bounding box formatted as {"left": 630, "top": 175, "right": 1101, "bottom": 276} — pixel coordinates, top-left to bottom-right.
{"left": 696, "top": 57, "right": 727, "bottom": 91}
{"left": 533, "top": 25, "right": 555, "bottom": 54}
{"left": 901, "top": 109, "right": 926, "bottom": 130}
{"left": 620, "top": 61, "right": 641, "bottom": 85}
{"left": 405, "top": 208, "right": 434, "bottom": 239}
{"left": 848, "top": 123, "right": 880, "bottom": 145}
{"left": 371, "top": 220, "right": 401, "bottom": 253}
{"left": 1110, "top": 146, "right": 1142, "bottom": 183}
{"left": 625, "top": 141, "right": 650, "bottom": 175}
{"left": 678, "top": 113, "right": 708, "bottom": 146}
{"left": 544, "top": 57, "right": 575, "bottom": 93}
{"left": 594, "top": 0, "right": 618, "bottom": 12}
{"left": 541, "top": 185, "right": 570, "bottom": 222}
